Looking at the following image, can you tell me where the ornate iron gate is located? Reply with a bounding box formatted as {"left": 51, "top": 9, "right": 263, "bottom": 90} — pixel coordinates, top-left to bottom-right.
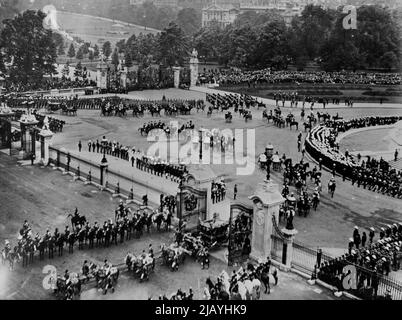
{"left": 177, "top": 185, "right": 207, "bottom": 231}
{"left": 0, "top": 118, "right": 11, "bottom": 150}
{"left": 228, "top": 203, "right": 253, "bottom": 266}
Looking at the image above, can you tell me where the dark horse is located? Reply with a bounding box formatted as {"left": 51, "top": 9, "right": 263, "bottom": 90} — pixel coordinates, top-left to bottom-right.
{"left": 67, "top": 209, "right": 87, "bottom": 231}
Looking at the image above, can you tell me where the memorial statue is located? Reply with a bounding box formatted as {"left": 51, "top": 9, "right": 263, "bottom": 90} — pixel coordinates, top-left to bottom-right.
{"left": 286, "top": 209, "right": 295, "bottom": 230}
{"left": 42, "top": 116, "right": 50, "bottom": 131}
{"left": 191, "top": 48, "right": 198, "bottom": 59}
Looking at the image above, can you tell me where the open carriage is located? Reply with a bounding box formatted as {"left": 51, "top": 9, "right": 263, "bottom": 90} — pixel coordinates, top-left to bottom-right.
{"left": 47, "top": 102, "right": 62, "bottom": 113}
{"left": 196, "top": 218, "right": 229, "bottom": 248}
{"left": 125, "top": 253, "right": 155, "bottom": 282}
{"left": 53, "top": 273, "right": 81, "bottom": 300}
{"left": 160, "top": 243, "right": 191, "bottom": 271}
{"left": 95, "top": 266, "right": 120, "bottom": 294}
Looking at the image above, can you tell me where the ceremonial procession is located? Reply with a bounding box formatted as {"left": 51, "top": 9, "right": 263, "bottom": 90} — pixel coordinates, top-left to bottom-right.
{"left": 0, "top": 1, "right": 401, "bottom": 314}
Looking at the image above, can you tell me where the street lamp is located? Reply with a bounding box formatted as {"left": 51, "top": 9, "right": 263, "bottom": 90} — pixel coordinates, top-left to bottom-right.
{"left": 100, "top": 151, "right": 108, "bottom": 187}
{"left": 178, "top": 177, "right": 184, "bottom": 230}
{"left": 199, "top": 129, "right": 203, "bottom": 162}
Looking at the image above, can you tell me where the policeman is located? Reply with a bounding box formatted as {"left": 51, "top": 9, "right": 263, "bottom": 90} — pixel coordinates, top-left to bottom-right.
{"left": 369, "top": 227, "right": 375, "bottom": 244}
{"left": 348, "top": 238, "right": 354, "bottom": 254}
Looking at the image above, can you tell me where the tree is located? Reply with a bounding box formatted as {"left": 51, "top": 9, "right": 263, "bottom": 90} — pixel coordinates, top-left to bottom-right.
{"left": 88, "top": 50, "right": 94, "bottom": 61}
{"left": 0, "top": 0, "right": 21, "bottom": 30}
{"left": 52, "top": 33, "right": 64, "bottom": 50}
{"left": 62, "top": 62, "right": 70, "bottom": 79}
{"left": 58, "top": 44, "right": 65, "bottom": 56}
{"left": 94, "top": 44, "right": 100, "bottom": 58}
{"left": 158, "top": 22, "right": 189, "bottom": 67}
{"left": 233, "top": 9, "right": 284, "bottom": 29}
{"left": 0, "top": 10, "right": 57, "bottom": 84}
{"left": 289, "top": 5, "right": 336, "bottom": 61}
{"left": 116, "top": 39, "right": 126, "bottom": 54}
{"left": 176, "top": 8, "right": 201, "bottom": 36}
{"left": 253, "top": 20, "right": 290, "bottom": 70}
{"left": 102, "top": 41, "right": 112, "bottom": 58}
{"left": 193, "top": 22, "right": 223, "bottom": 63}
{"left": 125, "top": 53, "right": 133, "bottom": 67}
{"left": 320, "top": 5, "right": 400, "bottom": 71}
{"left": 76, "top": 47, "right": 84, "bottom": 60}
{"left": 74, "top": 61, "right": 83, "bottom": 79}
{"left": 379, "top": 51, "right": 399, "bottom": 71}
{"left": 68, "top": 43, "right": 76, "bottom": 58}
{"left": 111, "top": 48, "right": 119, "bottom": 67}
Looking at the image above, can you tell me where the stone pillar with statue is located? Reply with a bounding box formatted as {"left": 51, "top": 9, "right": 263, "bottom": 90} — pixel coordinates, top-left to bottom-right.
{"left": 38, "top": 116, "right": 53, "bottom": 166}
{"left": 189, "top": 48, "right": 199, "bottom": 88}
{"left": 248, "top": 180, "right": 285, "bottom": 262}
{"left": 173, "top": 66, "right": 181, "bottom": 89}
{"left": 96, "top": 50, "right": 109, "bottom": 90}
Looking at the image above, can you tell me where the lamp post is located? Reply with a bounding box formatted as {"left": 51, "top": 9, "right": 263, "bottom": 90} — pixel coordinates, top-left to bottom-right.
{"left": 265, "top": 143, "right": 273, "bottom": 181}
{"left": 178, "top": 177, "right": 184, "bottom": 230}
{"left": 100, "top": 151, "right": 108, "bottom": 187}
{"left": 199, "top": 129, "right": 203, "bottom": 162}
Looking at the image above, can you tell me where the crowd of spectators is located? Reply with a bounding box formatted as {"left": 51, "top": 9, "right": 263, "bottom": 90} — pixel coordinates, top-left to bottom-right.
{"left": 213, "top": 69, "right": 402, "bottom": 86}
{"left": 318, "top": 223, "right": 402, "bottom": 300}
{"left": 4, "top": 78, "right": 96, "bottom": 93}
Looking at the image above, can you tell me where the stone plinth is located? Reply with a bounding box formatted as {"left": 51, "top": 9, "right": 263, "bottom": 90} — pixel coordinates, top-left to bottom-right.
{"left": 38, "top": 128, "right": 53, "bottom": 166}
{"left": 97, "top": 60, "right": 109, "bottom": 89}
{"left": 173, "top": 66, "right": 181, "bottom": 89}
{"left": 189, "top": 57, "right": 199, "bottom": 87}
{"left": 281, "top": 228, "right": 298, "bottom": 268}
{"left": 249, "top": 180, "right": 285, "bottom": 262}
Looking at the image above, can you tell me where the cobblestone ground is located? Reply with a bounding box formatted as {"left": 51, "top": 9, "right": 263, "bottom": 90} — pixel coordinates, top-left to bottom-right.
{"left": 0, "top": 153, "right": 339, "bottom": 300}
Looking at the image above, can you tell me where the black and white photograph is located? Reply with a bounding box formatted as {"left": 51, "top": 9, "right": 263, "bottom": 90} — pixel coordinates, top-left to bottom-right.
{"left": 0, "top": 0, "right": 401, "bottom": 306}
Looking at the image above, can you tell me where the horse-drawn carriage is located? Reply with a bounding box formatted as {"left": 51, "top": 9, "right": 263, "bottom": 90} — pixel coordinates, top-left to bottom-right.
{"left": 61, "top": 104, "right": 77, "bottom": 116}
{"left": 125, "top": 252, "right": 155, "bottom": 281}
{"left": 53, "top": 273, "right": 82, "bottom": 300}
{"left": 47, "top": 102, "right": 62, "bottom": 114}
{"left": 94, "top": 266, "right": 120, "bottom": 294}
{"left": 160, "top": 243, "right": 191, "bottom": 271}
{"left": 196, "top": 218, "right": 229, "bottom": 248}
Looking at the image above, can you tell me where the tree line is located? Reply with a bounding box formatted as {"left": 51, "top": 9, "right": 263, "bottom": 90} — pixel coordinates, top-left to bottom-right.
{"left": 0, "top": 5, "right": 400, "bottom": 86}
{"left": 194, "top": 5, "right": 401, "bottom": 71}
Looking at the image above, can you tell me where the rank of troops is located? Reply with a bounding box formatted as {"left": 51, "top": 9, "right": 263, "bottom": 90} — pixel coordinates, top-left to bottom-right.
{"left": 211, "top": 180, "right": 226, "bottom": 204}
{"left": 318, "top": 223, "right": 402, "bottom": 299}
{"left": 1, "top": 204, "right": 169, "bottom": 270}
{"left": 136, "top": 155, "right": 189, "bottom": 183}
{"left": 206, "top": 93, "right": 264, "bottom": 113}
{"left": 86, "top": 136, "right": 130, "bottom": 161}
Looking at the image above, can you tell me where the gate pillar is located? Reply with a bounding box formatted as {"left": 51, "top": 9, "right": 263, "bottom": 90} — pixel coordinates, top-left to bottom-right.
{"left": 19, "top": 111, "right": 38, "bottom": 159}
{"left": 281, "top": 229, "right": 298, "bottom": 268}
{"left": 173, "top": 66, "right": 181, "bottom": 89}
{"left": 39, "top": 117, "right": 53, "bottom": 166}
{"left": 248, "top": 180, "right": 285, "bottom": 262}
